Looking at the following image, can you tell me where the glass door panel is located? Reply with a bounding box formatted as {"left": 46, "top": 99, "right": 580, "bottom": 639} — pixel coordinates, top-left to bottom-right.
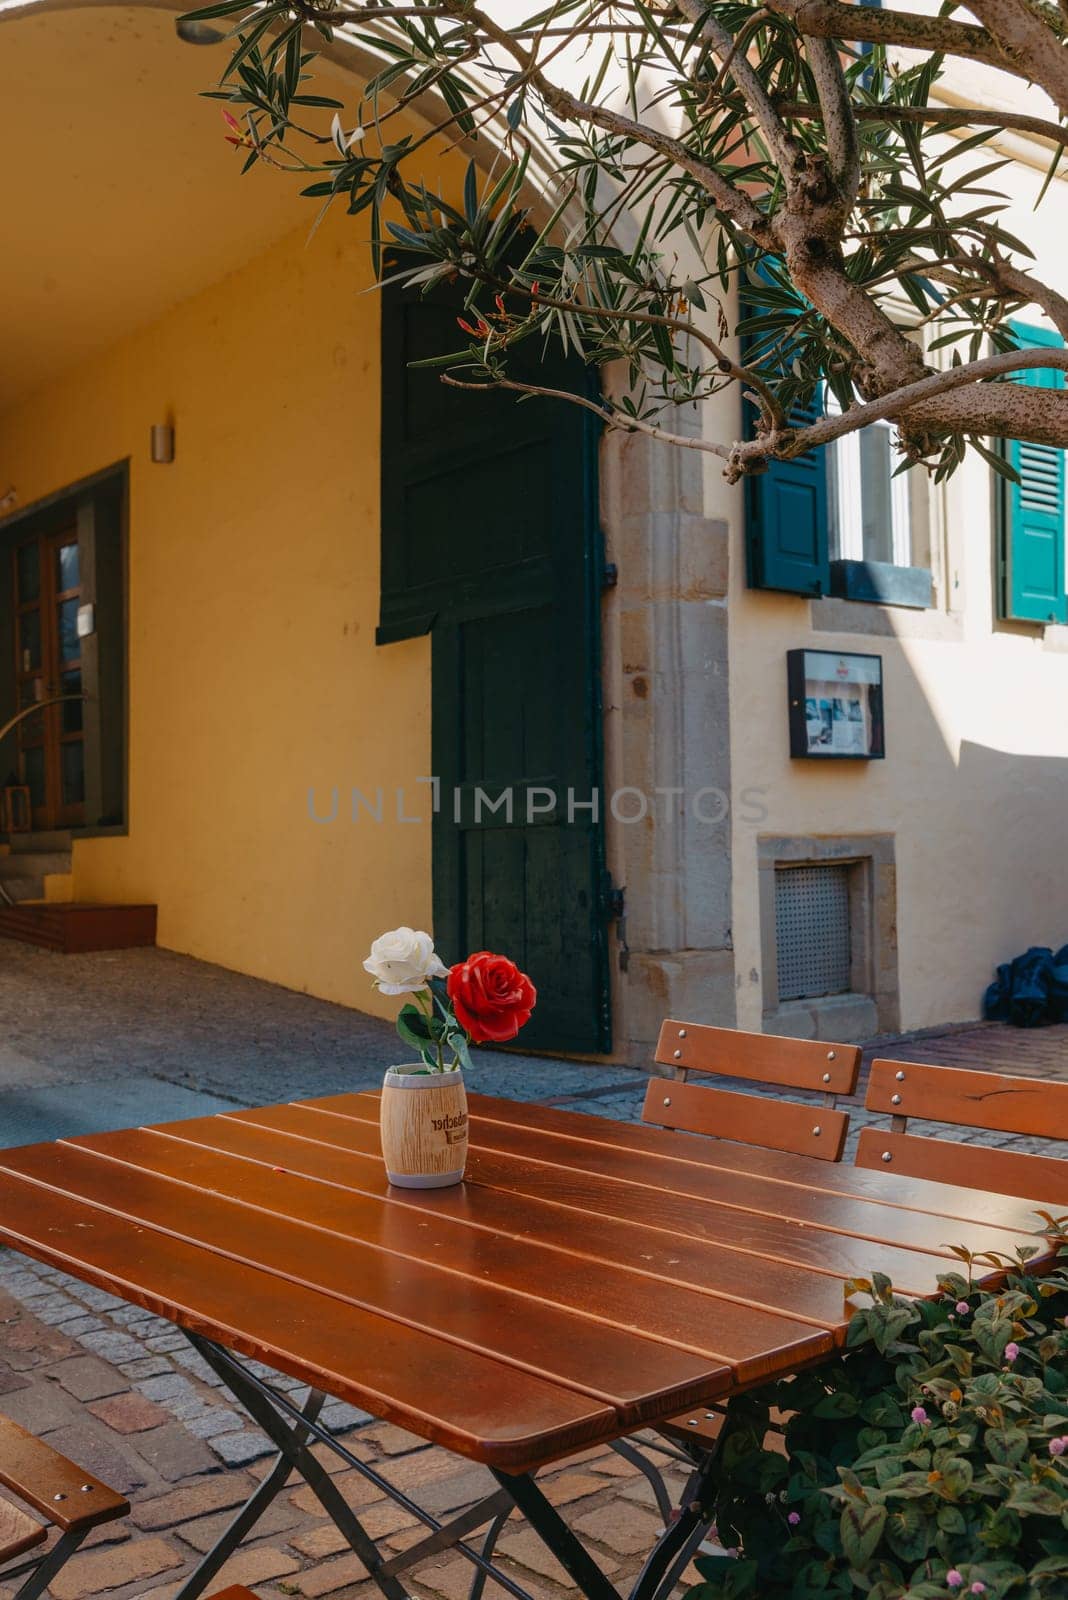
{"left": 11, "top": 526, "right": 85, "bottom": 828}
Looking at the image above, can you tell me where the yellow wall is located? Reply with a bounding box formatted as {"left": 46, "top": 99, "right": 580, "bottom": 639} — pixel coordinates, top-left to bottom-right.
{"left": 0, "top": 215, "right": 434, "bottom": 1017}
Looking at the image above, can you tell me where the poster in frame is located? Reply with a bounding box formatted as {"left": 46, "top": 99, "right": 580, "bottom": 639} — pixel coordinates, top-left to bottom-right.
{"left": 787, "top": 649, "right": 885, "bottom": 760}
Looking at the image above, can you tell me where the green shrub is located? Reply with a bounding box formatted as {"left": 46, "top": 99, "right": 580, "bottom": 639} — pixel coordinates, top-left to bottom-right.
{"left": 688, "top": 1250, "right": 1068, "bottom": 1600}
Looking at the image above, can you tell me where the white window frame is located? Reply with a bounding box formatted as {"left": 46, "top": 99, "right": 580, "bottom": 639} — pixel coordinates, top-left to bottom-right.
{"left": 826, "top": 391, "right": 912, "bottom": 567}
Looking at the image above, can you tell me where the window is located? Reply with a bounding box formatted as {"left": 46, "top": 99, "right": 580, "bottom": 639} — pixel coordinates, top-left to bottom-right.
{"left": 774, "top": 863, "right": 852, "bottom": 1002}
{"left": 740, "top": 274, "right": 932, "bottom": 604}
{"left": 826, "top": 399, "right": 911, "bottom": 567}
{"left": 824, "top": 394, "right": 933, "bottom": 607}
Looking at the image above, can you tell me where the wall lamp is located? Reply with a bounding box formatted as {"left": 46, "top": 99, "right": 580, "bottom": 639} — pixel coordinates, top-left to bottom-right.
{"left": 150, "top": 424, "right": 176, "bottom": 464}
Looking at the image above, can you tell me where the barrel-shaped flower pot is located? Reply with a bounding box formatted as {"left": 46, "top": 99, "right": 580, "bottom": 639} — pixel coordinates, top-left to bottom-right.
{"left": 379, "top": 1066, "right": 468, "bottom": 1188}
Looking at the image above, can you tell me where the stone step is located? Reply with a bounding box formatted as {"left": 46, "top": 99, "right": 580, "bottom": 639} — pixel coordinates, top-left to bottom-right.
{"left": 0, "top": 876, "right": 47, "bottom": 903}
{"left": 8, "top": 831, "right": 72, "bottom": 854}
{"left": 0, "top": 853, "right": 72, "bottom": 881}
{"left": 0, "top": 902, "right": 156, "bottom": 953}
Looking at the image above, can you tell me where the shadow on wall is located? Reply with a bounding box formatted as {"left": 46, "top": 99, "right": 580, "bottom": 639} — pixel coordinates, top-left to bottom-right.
{"left": 903, "top": 732, "right": 1068, "bottom": 1023}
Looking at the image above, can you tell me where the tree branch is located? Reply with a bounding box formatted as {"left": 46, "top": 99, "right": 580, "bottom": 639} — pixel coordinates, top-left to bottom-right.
{"left": 804, "top": 37, "right": 860, "bottom": 208}
{"left": 899, "top": 254, "right": 1068, "bottom": 343}
{"left": 429, "top": 0, "right": 777, "bottom": 244}
{"left": 966, "top": 0, "right": 1068, "bottom": 115}
{"left": 766, "top": 0, "right": 1039, "bottom": 79}
{"left": 675, "top": 0, "right": 799, "bottom": 174}
{"left": 445, "top": 346, "right": 1068, "bottom": 473}
{"left": 730, "top": 344, "right": 1068, "bottom": 476}
{"left": 441, "top": 373, "right": 732, "bottom": 455}
{"left": 772, "top": 99, "right": 1068, "bottom": 150}
{"left": 464, "top": 276, "right": 787, "bottom": 428}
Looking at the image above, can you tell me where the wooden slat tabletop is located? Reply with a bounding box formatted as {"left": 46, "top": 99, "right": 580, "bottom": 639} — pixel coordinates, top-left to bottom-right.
{"left": 0, "top": 1092, "right": 1053, "bottom": 1473}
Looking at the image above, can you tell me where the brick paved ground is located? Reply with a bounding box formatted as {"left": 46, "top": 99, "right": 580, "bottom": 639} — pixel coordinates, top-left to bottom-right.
{"left": 0, "top": 1256, "right": 690, "bottom": 1599}
{"left": 0, "top": 938, "right": 1066, "bottom": 1597}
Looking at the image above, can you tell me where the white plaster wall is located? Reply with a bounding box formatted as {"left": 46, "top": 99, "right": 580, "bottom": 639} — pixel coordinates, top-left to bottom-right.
{"left": 716, "top": 154, "right": 1068, "bottom": 1034}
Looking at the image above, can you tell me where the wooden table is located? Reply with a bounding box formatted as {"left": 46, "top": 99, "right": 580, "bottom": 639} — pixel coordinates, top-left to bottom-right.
{"left": 0, "top": 1091, "right": 1052, "bottom": 1600}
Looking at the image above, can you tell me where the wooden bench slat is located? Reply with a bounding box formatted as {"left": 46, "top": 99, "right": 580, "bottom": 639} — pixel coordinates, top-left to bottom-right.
{"left": 655, "top": 1021, "right": 861, "bottom": 1095}
{"left": 0, "top": 1493, "right": 47, "bottom": 1563}
{"left": 658, "top": 1404, "right": 789, "bottom": 1455}
{"left": 855, "top": 1127, "right": 1068, "bottom": 1206}
{"left": 867, "top": 1059, "right": 1068, "bottom": 1140}
{"left": 0, "top": 1416, "right": 128, "bottom": 1535}
{"left": 642, "top": 1077, "right": 850, "bottom": 1162}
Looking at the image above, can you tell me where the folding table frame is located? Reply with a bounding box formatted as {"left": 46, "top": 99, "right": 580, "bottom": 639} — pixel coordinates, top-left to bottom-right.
{"left": 173, "top": 1333, "right": 718, "bottom": 1600}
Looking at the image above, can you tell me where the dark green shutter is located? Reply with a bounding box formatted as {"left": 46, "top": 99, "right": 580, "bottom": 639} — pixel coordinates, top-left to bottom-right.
{"left": 999, "top": 320, "right": 1067, "bottom": 625}
{"left": 744, "top": 390, "right": 830, "bottom": 595}
{"left": 740, "top": 284, "right": 830, "bottom": 597}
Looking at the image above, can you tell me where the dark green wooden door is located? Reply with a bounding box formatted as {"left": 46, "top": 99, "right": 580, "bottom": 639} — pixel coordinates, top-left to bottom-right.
{"left": 381, "top": 269, "right": 611, "bottom": 1053}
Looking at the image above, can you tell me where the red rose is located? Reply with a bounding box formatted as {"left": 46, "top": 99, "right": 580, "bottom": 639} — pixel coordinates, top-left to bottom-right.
{"left": 447, "top": 951, "right": 537, "bottom": 1044}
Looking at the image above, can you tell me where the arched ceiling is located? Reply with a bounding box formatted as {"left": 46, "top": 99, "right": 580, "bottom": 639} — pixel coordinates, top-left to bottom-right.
{"left": 0, "top": 5, "right": 351, "bottom": 409}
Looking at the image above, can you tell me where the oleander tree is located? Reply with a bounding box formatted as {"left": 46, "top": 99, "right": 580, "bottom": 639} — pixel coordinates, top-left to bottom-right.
{"left": 185, "top": 0, "right": 1068, "bottom": 481}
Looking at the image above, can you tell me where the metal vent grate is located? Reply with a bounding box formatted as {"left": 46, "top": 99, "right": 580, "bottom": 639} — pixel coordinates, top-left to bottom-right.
{"left": 775, "top": 863, "right": 851, "bottom": 1002}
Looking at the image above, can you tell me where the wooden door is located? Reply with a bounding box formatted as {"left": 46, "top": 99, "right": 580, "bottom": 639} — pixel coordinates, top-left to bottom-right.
{"left": 381, "top": 269, "right": 612, "bottom": 1054}
{"left": 12, "top": 527, "right": 86, "bottom": 829}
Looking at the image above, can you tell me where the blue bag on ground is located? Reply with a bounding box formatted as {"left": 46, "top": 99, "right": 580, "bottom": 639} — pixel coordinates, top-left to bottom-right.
{"left": 983, "top": 945, "right": 1066, "bottom": 1026}
{"left": 1049, "top": 945, "right": 1068, "bottom": 1022}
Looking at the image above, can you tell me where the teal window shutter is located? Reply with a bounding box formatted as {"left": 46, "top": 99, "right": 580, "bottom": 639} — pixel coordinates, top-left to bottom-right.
{"left": 999, "top": 320, "right": 1067, "bottom": 625}
{"left": 744, "top": 389, "right": 830, "bottom": 595}
{"left": 740, "top": 283, "right": 830, "bottom": 596}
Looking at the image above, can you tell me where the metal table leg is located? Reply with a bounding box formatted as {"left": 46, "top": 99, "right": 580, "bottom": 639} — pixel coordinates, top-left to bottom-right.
{"left": 493, "top": 1442, "right": 720, "bottom": 1600}
{"left": 174, "top": 1334, "right": 537, "bottom": 1600}
{"left": 174, "top": 1331, "right": 723, "bottom": 1600}
{"left": 172, "top": 1386, "right": 328, "bottom": 1600}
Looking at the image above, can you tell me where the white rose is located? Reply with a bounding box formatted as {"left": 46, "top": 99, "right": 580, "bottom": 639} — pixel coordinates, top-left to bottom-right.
{"left": 363, "top": 927, "right": 447, "bottom": 995}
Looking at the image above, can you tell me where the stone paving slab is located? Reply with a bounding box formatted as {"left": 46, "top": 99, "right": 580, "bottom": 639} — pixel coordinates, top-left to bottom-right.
{"left": 0, "top": 940, "right": 647, "bottom": 1149}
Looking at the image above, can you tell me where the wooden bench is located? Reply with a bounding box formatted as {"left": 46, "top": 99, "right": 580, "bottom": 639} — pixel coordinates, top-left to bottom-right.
{"left": 644, "top": 1020, "right": 861, "bottom": 1449}
{"left": 0, "top": 1414, "right": 129, "bottom": 1597}
{"left": 855, "top": 1058, "right": 1068, "bottom": 1204}
{"left": 643, "top": 1019, "right": 861, "bottom": 1163}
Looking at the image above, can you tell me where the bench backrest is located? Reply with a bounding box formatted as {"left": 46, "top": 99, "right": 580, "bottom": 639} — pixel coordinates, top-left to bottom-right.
{"left": 642, "top": 1020, "right": 861, "bottom": 1162}
{"left": 855, "top": 1058, "right": 1068, "bottom": 1203}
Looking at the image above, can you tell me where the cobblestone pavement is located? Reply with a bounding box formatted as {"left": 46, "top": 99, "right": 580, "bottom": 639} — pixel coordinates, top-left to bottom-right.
{"left": 0, "top": 1258, "right": 691, "bottom": 1600}
{"left": 0, "top": 939, "right": 1066, "bottom": 1596}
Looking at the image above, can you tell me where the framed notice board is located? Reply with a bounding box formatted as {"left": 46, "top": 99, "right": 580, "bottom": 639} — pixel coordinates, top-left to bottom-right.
{"left": 787, "top": 649, "right": 885, "bottom": 760}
